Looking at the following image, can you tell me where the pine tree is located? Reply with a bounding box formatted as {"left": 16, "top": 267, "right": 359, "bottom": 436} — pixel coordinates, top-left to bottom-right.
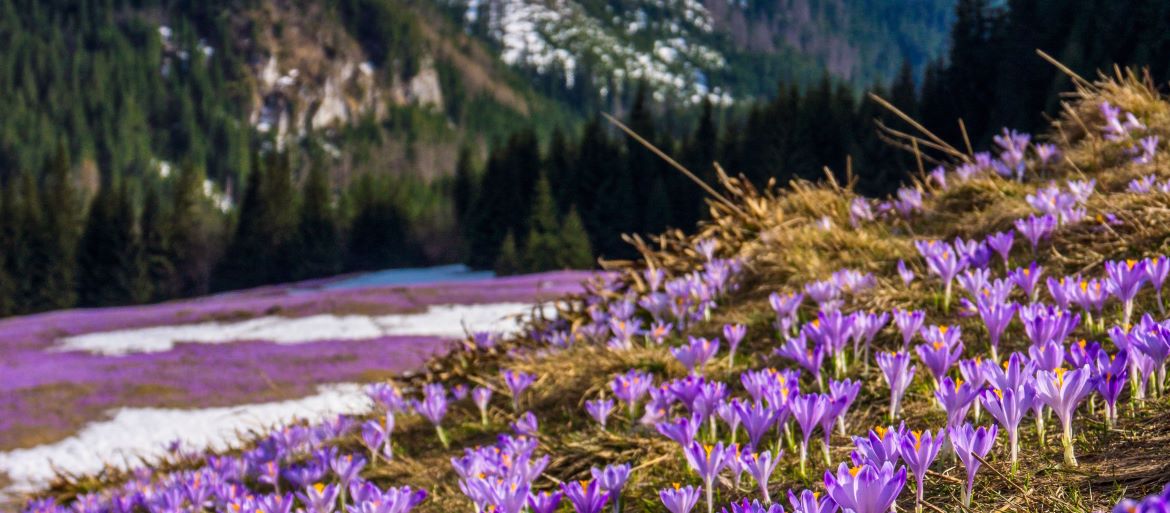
{"left": 169, "top": 160, "right": 216, "bottom": 297}
{"left": 347, "top": 175, "right": 413, "bottom": 271}
{"left": 0, "top": 185, "right": 16, "bottom": 316}
{"left": 452, "top": 145, "right": 476, "bottom": 230}
{"left": 33, "top": 144, "right": 78, "bottom": 310}
{"left": 141, "top": 183, "right": 175, "bottom": 302}
{"left": 494, "top": 230, "right": 520, "bottom": 276}
{"left": 77, "top": 181, "right": 144, "bottom": 306}
{"left": 522, "top": 173, "right": 562, "bottom": 272}
{"left": 557, "top": 206, "right": 594, "bottom": 269}
{"left": 297, "top": 162, "right": 341, "bottom": 279}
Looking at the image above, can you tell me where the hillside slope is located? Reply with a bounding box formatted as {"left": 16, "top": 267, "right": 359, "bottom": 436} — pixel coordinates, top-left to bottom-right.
{"left": 19, "top": 67, "right": 1170, "bottom": 513}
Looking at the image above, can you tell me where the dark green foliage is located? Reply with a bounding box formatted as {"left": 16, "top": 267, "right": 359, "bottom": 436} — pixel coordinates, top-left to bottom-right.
{"left": 918, "top": 0, "right": 1170, "bottom": 147}
{"left": 31, "top": 146, "right": 79, "bottom": 310}
{"left": 346, "top": 174, "right": 416, "bottom": 271}
{"left": 452, "top": 146, "right": 477, "bottom": 230}
{"left": 140, "top": 185, "right": 176, "bottom": 303}
{"left": 77, "top": 182, "right": 148, "bottom": 307}
{"left": 558, "top": 206, "right": 594, "bottom": 269}
{"left": 335, "top": 0, "right": 422, "bottom": 77}
{"left": 465, "top": 131, "right": 540, "bottom": 268}
{"left": 297, "top": 163, "right": 341, "bottom": 280}
{"left": 522, "top": 174, "right": 564, "bottom": 272}
{"left": 493, "top": 231, "right": 520, "bottom": 276}
{"left": 168, "top": 161, "right": 219, "bottom": 298}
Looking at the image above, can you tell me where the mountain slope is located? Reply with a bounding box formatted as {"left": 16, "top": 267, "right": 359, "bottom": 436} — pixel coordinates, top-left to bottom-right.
{"left": 438, "top": 0, "right": 956, "bottom": 104}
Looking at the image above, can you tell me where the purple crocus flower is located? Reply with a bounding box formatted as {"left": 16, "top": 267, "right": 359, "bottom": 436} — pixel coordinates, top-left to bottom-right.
{"left": 876, "top": 351, "right": 916, "bottom": 421}
{"left": 894, "top": 186, "right": 924, "bottom": 218}
{"left": 1035, "top": 143, "right": 1059, "bottom": 166}
{"left": 672, "top": 337, "right": 721, "bottom": 375}
{"left": 893, "top": 309, "right": 925, "bottom": 350}
{"left": 1093, "top": 350, "right": 1129, "bottom": 428}
{"left": 330, "top": 453, "right": 365, "bottom": 489}
{"left": 414, "top": 383, "right": 450, "bottom": 448}
{"left": 693, "top": 381, "right": 729, "bottom": 436}
{"left": 851, "top": 425, "right": 903, "bottom": 468}
{"left": 611, "top": 369, "right": 654, "bottom": 420}
{"left": 471, "top": 386, "right": 493, "bottom": 427}
{"left": 741, "top": 449, "right": 780, "bottom": 504}
{"left": 586, "top": 399, "right": 615, "bottom": 431}
{"left": 1105, "top": 259, "right": 1148, "bottom": 327}
{"left": 851, "top": 312, "right": 890, "bottom": 370}
{"left": 916, "top": 335, "right": 964, "bottom": 385}
{"left": 503, "top": 370, "right": 537, "bottom": 411}
{"left": 1019, "top": 303, "right": 1079, "bottom": 347}
{"left": 979, "top": 385, "right": 1032, "bottom": 472}
{"left": 898, "top": 429, "right": 945, "bottom": 510}
{"left": 897, "top": 260, "right": 915, "bottom": 286}
{"left": 985, "top": 231, "right": 1014, "bottom": 269}
{"left": 1133, "top": 135, "right": 1159, "bottom": 165}
{"left": 657, "top": 414, "right": 703, "bottom": 448}
{"left": 562, "top": 480, "right": 610, "bottom": 513}
{"left": 916, "top": 240, "right": 964, "bottom": 311}
{"left": 769, "top": 291, "right": 804, "bottom": 333}
{"left": 975, "top": 298, "right": 1016, "bottom": 361}
{"left": 683, "top": 441, "right": 730, "bottom": 513}
{"left": 660, "top": 484, "right": 701, "bottom": 513}
{"left": 529, "top": 491, "right": 564, "bottom": 513}
{"left": 511, "top": 411, "right": 539, "bottom": 436}
{"left": 592, "top": 463, "right": 631, "bottom": 513}
{"left": 360, "top": 420, "right": 390, "bottom": 463}
{"left": 851, "top": 197, "right": 876, "bottom": 227}
{"left": 1014, "top": 214, "right": 1056, "bottom": 254}
{"left": 297, "top": 483, "right": 339, "bottom": 513}
{"left": 734, "top": 400, "right": 777, "bottom": 450}
{"left": 775, "top": 334, "right": 826, "bottom": 388}
{"left": 829, "top": 379, "right": 861, "bottom": 435}
{"left": 1009, "top": 262, "right": 1044, "bottom": 303}
{"left": 788, "top": 489, "right": 837, "bottom": 513}
{"left": 1145, "top": 256, "right": 1170, "bottom": 315}
{"left": 1029, "top": 340, "right": 1066, "bottom": 371}
{"left": 1035, "top": 366, "right": 1094, "bottom": 466}
{"left": 935, "top": 377, "right": 980, "bottom": 427}
{"left": 790, "top": 393, "right": 827, "bottom": 476}
{"left": 724, "top": 324, "right": 748, "bottom": 369}
{"left": 949, "top": 423, "right": 998, "bottom": 508}
{"left": 823, "top": 461, "right": 907, "bottom": 513}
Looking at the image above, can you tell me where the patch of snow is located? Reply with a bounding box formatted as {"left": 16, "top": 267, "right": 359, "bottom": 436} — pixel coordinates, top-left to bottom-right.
{"left": 0, "top": 384, "right": 369, "bottom": 495}
{"left": 55, "top": 302, "right": 552, "bottom": 356}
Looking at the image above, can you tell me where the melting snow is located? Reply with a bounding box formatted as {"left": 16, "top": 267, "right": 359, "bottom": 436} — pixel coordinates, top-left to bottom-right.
{"left": 0, "top": 384, "right": 369, "bottom": 495}
{"left": 55, "top": 302, "right": 551, "bottom": 356}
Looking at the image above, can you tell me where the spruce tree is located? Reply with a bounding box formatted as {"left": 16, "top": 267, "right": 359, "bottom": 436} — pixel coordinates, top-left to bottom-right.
{"left": 34, "top": 144, "right": 79, "bottom": 310}
{"left": 557, "top": 206, "right": 594, "bottom": 269}
{"left": 77, "top": 181, "right": 144, "bottom": 306}
{"left": 0, "top": 186, "right": 15, "bottom": 316}
{"left": 169, "top": 161, "right": 215, "bottom": 297}
{"left": 141, "top": 183, "right": 175, "bottom": 302}
{"left": 297, "top": 162, "right": 341, "bottom": 279}
{"left": 347, "top": 175, "right": 412, "bottom": 271}
{"left": 494, "top": 230, "right": 520, "bottom": 276}
{"left": 522, "top": 174, "right": 562, "bottom": 272}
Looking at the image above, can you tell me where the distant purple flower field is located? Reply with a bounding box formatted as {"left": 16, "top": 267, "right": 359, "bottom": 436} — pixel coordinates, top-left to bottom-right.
{"left": 0, "top": 269, "right": 591, "bottom": 450}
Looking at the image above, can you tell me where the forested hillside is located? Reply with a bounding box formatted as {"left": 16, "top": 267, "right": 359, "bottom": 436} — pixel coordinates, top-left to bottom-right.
{"left": 1, "top": 0, "right": 1168, "bottom": 318}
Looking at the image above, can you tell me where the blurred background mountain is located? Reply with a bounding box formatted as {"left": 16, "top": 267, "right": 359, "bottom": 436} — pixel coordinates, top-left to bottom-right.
{"left": 0, "top": 0, "right": 1166, "bottom": 315}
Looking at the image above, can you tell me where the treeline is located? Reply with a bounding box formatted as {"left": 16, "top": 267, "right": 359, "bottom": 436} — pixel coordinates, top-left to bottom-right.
{"left": 467, "top": 0, "right": 1170, "bottom": 271}
{"left": 0, "top": 149, "right": 431, "bottom": 316}
{"left": 463, "top": 72, "right": 921, "bottom": 269}
{"left": 918, "top": 0, "right": 1170, "bottom": 148}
